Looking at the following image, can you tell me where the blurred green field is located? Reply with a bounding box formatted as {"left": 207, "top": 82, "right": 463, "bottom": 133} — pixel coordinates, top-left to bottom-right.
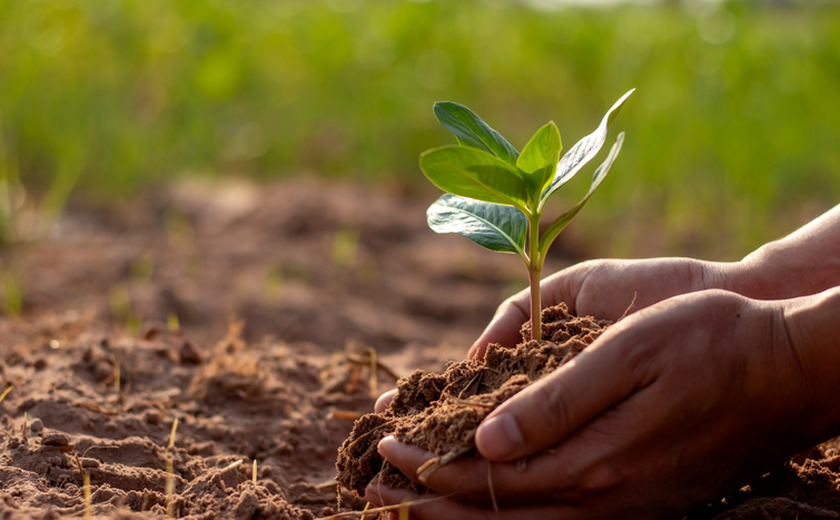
{"left": 1, "top": 0, "right": 839, "bottom": 259}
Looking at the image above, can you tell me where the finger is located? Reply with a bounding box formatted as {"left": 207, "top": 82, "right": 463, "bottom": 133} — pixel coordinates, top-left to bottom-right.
{"left": 377, "top": 436, "right": 620, "bottom": 504}
{"left": 375, "top": 389, "right": 398, "bottom": 413}
{"left": 475, "top": 319, "right": 651, "bottom": 461}
{"left": 366, "top": 482, "right": 584, "bottom": 520}
{"left": 469, "top": 291, "right": 529, "bottom": 360}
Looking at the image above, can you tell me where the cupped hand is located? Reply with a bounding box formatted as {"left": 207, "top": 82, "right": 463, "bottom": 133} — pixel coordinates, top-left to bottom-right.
{"left": 469, "top": 257, "right": 732, "bottom": 359}
{"left": 372, "top": 289, "right": 825, "bottom": 519}
{"left": 380, "top": 258, "right": 730, "bottom": 413}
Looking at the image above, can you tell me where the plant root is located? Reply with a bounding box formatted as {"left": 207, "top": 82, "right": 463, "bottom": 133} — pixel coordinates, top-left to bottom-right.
{"left": 617, "top": 292, "right": 637, "bottom": 322}
{"left": 344, "top": 420, "right": 399, "bottom": 453}
{"left": 441, "top": 392, "right": 497, "bottom": 409}
{"left": 417, "top": 445, "right": 475, "bottom": 483}
{"left": 316, "top": 494, "right": 455, "bottom": 520}
{"left": 487, "top": 459, "right": 498, "bottom": 513}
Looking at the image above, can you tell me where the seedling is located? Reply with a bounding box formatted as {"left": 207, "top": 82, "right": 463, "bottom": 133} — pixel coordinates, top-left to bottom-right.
{"left": 84, "top": 472, "right": 92, "bottom": 520}
{"left": 168, "top": 417, "right": 179, "bottom": 448}
{"left": 420, "top": 89, "right": 634, "bottom": 341}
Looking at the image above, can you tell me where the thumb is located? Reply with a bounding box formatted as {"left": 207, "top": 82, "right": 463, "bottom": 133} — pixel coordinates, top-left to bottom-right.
{"left": 468, "top": 292, "right": 529, "bottom": 360}
{"left": 475, "top": 327, "right": 641, "bottom": 461}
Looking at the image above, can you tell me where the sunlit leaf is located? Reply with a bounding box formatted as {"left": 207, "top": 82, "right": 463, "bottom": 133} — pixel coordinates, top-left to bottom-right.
{"left": 540, "top": 89, "right": 634, "bottom": 203}
{"left": 427, "top": 194, "right": 527, "bottom": 255}
{"left": 420, "top": 145, "right": 529, "bottom": 208}
{"left": 434, "top": 102, "right": 520, "bottom": 166}
{"left": 516, "top": 121, "right": 562, "bottom": 201}
{"left": 539, "top": 133, "right": 625, "bottom": 253}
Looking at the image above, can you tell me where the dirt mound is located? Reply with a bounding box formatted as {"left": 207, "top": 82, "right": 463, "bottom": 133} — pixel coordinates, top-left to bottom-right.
{"left": 336, "top": 304, "right": 610, "bottom": 495}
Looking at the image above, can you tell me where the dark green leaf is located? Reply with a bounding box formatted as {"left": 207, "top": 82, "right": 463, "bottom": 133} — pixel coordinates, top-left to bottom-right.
{"left": 541, "top": 89, "right": 634, "bottom": 203}
{"left": 427, "top": 194, "right": 527, "bottom": 255}
{"left": 420, "top": 145, "right": 529, "bottom": 208}
{"left": 434, "top": 102, "right": 520, "bottom": 166}
{"left": 539, "top": 133, "right": 625, "bottom": 253}
{"left": 516, "top": 121, "right": 562, "bottom": 201}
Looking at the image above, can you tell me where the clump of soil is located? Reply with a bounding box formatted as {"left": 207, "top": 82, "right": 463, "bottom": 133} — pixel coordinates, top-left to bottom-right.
{"left": 336, "top": 303, "right": 611, "bottom": 496}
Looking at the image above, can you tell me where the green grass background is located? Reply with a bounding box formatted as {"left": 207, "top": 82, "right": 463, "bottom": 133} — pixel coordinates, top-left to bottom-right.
{"left": 1, "top": 0, "right": 839, "bottom": 259}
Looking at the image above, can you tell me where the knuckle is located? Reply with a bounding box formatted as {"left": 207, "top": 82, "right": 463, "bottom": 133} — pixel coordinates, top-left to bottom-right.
{"left": 498, "top": 296, "right": 529, "bottom": 321}
{"left": 425, "top": 461, "right": 486, "bottom": 496}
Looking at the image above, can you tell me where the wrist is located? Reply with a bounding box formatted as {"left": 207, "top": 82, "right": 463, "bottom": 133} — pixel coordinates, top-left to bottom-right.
{"left": 725, "top": 239, "right": 840, "bottom": 301}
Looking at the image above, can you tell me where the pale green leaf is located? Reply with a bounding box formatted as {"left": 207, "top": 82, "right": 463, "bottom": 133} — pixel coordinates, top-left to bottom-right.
{"left": 427, "top": 194, "right": 527, "bottom": 255}
{"left": 539, "top": 133, "right": 625, "bottom": 253}
{"left": 541, "top": 89, "right": 634, "bottom": 203}
{"left": 434, "top": 102, "right": 519, "bottom": 166}
{"left": 516, "top": 121, "right": 562, "bottom": 201}
{"left": 420, "top": 145, "right": 529, "bottom": 208}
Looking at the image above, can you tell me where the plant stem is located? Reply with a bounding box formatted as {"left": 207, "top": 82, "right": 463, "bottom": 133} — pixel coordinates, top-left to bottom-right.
{"left": 528, "top": 213, "right": 542, "bottom": 342}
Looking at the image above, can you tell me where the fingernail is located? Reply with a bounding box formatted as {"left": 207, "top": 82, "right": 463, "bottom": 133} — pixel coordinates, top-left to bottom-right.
{"left": 378, "top": 435, "right": 396, "bottom": 457}
{"left": 476, "top": 413, "right": 523, "bottom": 459}
{"left": 468, "top": 342, "right": 481, "bottom": 360}
{"left": 366, "top": 483, "right": 384, "bottom": 507}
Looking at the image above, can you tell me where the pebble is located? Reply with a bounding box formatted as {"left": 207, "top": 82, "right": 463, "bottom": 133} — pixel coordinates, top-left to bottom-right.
{"left": 80, "top": 457, "right": 100, "bottom": 468}
{"left": 29, "top": 418, "right": 44, "bottom": 433}
{"left": 144, "top": 410, "right": 161, "bottom": 424}
{"left": 41, "top": 432, "right": 70, "bottom": 446}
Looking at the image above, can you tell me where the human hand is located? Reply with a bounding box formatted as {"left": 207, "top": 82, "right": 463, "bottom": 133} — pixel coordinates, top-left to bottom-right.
{"left": 370, "top": 289, "right": 833, "bottom": 519}
{"left": 470, "top": 257, "right": 732, "bottom": 359}
{"left": 377, "top": 258, "right": 731, "bottom": 414}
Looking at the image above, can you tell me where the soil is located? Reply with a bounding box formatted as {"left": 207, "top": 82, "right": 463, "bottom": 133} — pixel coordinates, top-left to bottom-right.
{"left": 336, "top": 303, "right": 610, "bottom": 495}
{"left": 0, "top": 177, "right": 839, "bottom": 519}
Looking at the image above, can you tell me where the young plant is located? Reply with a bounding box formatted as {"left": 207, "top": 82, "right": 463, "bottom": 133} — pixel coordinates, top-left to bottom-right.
{"left": 420, "top": 89, "right": 634, "bottom": 342}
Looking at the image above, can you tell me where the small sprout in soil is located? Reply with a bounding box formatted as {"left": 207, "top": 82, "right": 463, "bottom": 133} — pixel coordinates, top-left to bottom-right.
{"left": 84, "top": 472, "right": 92, "bottom": 520}
{"left": 0, "top": 384, "right": 12, "bottom": 404}
{"left": 420, "top": 90, "right": 633, "bottom": 341}
{"left": 165, "top": 458, "right": 175, "bottom": 518}
{"left": 252, "top": 459, "right": 257, "bottom": 484}
{"left": 113, "top": 361, "right": 121, "bottom": 393}
{"left": 169, "top": 417, "right": 179, "bottom": 448}
{"left": 167, "top": 313, "right": 180, "bottom": 332}
{"left": 366, "top": 347, "right": 378, "bottom": 398}
{"left": 331, "top": 227, "right": 359, "bottom": 269}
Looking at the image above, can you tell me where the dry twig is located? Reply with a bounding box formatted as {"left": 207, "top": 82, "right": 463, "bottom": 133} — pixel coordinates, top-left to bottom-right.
{"left": 417, "top": 445, "right": 475, "bottom": 483}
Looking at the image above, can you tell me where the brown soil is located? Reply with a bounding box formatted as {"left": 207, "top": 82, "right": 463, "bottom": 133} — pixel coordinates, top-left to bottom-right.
{"left": 0, "top": 177, "right": 838, "bottom": 519}
{"left": 336, "top": 303, "right": 610, "bottom": 495}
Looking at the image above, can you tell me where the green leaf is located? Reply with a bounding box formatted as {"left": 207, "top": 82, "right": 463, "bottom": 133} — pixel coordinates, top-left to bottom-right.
{"left": 427, "top": 194, "right": 527, "bottom": 255}
{"left": 420, "top": 145, "right": 529, "bottom": 208}
{"left": 539, "top": 133, "right": 625, "bottom": 254}
{"left": 540, "top": 89, "right": 634, "bottom": 204}
{"left": 516, "top": 121, "right": 562, "bottom": 201}
{"left": 434, "top": 102, "right": 520, "bottom": 166}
